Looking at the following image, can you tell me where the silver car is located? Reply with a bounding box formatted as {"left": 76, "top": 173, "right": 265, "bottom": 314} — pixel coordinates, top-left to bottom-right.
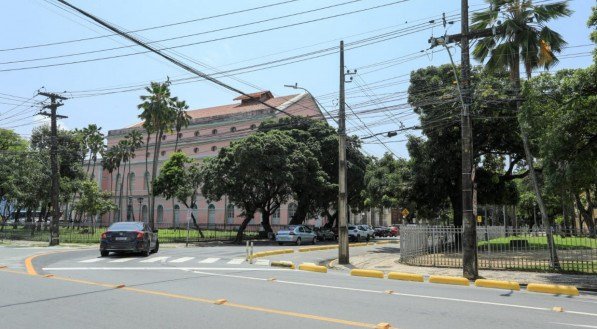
{"left": 275, "top": 225, "right": 317, "bottom": 245}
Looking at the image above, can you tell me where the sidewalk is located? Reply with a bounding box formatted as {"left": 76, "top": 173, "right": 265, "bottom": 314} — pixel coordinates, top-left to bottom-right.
{"left": 329, "top": 245, "right": 597, "bottom": 291}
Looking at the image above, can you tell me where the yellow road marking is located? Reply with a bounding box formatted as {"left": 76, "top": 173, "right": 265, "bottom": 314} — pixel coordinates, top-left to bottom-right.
{"left": 25, "top": 249, "right": 82, "bottom": 275}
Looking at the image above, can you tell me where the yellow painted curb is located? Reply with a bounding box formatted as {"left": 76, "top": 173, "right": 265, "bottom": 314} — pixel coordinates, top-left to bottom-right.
{"left": 250, "top": 249, "right": 294, "bottom": 259}
{"left": 350, "top": 269, "right": 384, "bottom": 279}
{"left": 298, "top": 245, "right": 338, "bottom": 252}
{"left": 474, "top": 279, "right": 520, "bottom": 291}
{"left": 270, "top": 261, "right": 295, "bottom": 269}
{"left": 526, "top": 283, "right": 579, "bottom": 296}
{"left": 298, "top": 263, "right": 327, "bottom": 273}
{"left": 376, "top": 323, "right": 392, "bottom": 329}
{"left": 429, "top": 275, "right": 470, "bottom": 286}
{"left": 387, "top": 272, "right": 424, "bottom": 282}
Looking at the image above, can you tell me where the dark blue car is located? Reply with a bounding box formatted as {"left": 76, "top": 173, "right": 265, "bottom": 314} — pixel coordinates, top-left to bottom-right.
{"left": 100, "top": 221, "right": 159, "bottom": 257}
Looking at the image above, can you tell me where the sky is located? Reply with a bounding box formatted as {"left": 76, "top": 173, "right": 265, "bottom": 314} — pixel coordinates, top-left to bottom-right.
{"left": 0, "top": 0, "right": 594, "bottom": 158}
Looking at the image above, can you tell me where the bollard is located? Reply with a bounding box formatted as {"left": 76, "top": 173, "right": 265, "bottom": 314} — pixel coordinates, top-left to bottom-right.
{"left": 250, "top": 241, "right": 254, "bottom": 264}
{"left": 246, "top": 241, "right": 249, "bottom": 261}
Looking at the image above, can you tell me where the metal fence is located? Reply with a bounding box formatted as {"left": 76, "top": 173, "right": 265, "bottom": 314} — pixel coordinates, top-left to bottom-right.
{"left": 399, "top": 225, "right": 597, "bottom": 274}
{"left": 0, "top": 222, "right": 290, "bottom": 244}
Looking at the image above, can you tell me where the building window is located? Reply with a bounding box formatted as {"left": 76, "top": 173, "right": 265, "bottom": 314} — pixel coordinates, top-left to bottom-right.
{"left": 157, "top": 205, "right": 164, "bottom": 223}
{"left": 194, "top": 131, "right": 200, "bottom": 137}
{"left": 211, "top": 146, "right": 217, "bottom": 152}
{"left": 250, "top": 124, "right": 256, "bottom": 130}
{"left": 230, "top": 127, "right": 236, "bottom": 132}
{"left": 161, "top": 151, "right": 166, "bottom": 156}
{"left": 272, "top": 207, "right": 281, "bottom": 224}
{"left": 212, "top": 129, "right": 217, "bottom": 135}
{"left": 208, "top": 204, "right": 216, "bottom": 225}
{"left": 141, "top": 205, "right": 148, "bottom": 222}
{"left": 226, "top": 204, "right": 234, "bottom": 224}
{"left": 128, "top": 172, "right": 135, "bottom": 194}
{"left": 193, "top": 147, "right": 199, "bottom": 153}
{"left": 288, "top": 203, "right": 297, "bottom": 222}
{"left": 178, "top": 132, "right": 183, "bottom": 139}
{"left": 173, "top": 205, "right": 180, "bottom": 227}
{"left": 162, "top": 135, "right": 166, "bottom": 140}
{"left": 143, "top": 171, "right": 149, "bottom": 189}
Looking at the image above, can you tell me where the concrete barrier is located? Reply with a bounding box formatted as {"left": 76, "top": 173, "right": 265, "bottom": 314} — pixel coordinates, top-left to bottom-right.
{"left": 298, "top": 263, "right": 327, "bottom": 273}
{"left": 250, "top": 249, "right": 294, "bottom": 259}
{"left": 428, "top": 275, "right": 470, "bottom": 286}
{"left": 350, "top": 269, "right": 384, "bottom": 279}
{"left": 526, "top": 283, "right": 579, "bottom": 296}
{"left": 474, "top": 279, "right": 520, "bottom": 291}
{"left": 298, "top": 245, "right": 338, "bottom": 253}
{"left": 387, "top": 272, "right": 424, "bottom": 282}
{"left": 270, "top": 261, "right": 295, "bottom": 269}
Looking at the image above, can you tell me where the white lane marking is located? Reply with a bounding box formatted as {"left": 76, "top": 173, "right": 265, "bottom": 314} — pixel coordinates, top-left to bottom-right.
{"left": 139, "top": 256, "right": 169, "bottom": 263}
{"left": 254, "top": 259, "right": 270, "bottom": 266}
{"left": 227, "top": 258, "right": 245, "bottom": 265}
{"left": 109, "top": 258, "right": 139, "bottom": 263}
{"left": 198, "top": 257, "right": 220, "bottom": 264}
{"left": 42, "top": 267, "right": 287, "bottom": 271}
{"left": 551, "top": 323, "right": 597, "bottom": 328}
{"left": 185, "top": 271, "right": 597, "bottom": 318}
{"left": 169, "top": 257, "right": 194, "bottom": 263}
{"left": 79, "top": 258, "right": 103, "bottom": 263}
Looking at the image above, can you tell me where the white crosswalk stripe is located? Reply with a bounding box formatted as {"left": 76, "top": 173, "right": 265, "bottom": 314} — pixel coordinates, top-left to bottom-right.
{"left": 169, "top": 257, "right": 194, "bottom": 263}
{"left": 140, "top": 256, "right": 170, "bottom": 263}
{"left": 254, "top": 259, "right": 270, "bottom": 266}
{"left": 79, "top": 258, "right": 103, "bottom": 263}
{"left": 109, "top": 258, "right": 139, "bottom": 263}
{"left": 198, "top": 257, "right": 220, "bottom": 264}
{"left": 227, "top": 258, "right": 245, "bottom": 265}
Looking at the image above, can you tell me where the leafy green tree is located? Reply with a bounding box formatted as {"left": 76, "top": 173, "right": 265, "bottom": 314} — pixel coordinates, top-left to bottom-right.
{"left": 471, "top": 0, "right": 572, "bottom": 267}
{"left": 73, "top": 180, "right": 116, "bottom": 233}
{"left": 201, "top": 130, "right": 320, "bottom": 242}
{"left": 153, "top": 152, "right": 204, "bottom": 237}
{"left": 172, "top": 98, "right": 191, "bottom": 152}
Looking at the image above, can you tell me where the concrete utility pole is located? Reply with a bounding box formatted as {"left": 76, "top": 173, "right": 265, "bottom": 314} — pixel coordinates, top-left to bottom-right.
{"left": 38, "top": 92, "right": 68, "bottom": 246}
{"left": 338, "top": 40, "right": 349, "bottom": 264}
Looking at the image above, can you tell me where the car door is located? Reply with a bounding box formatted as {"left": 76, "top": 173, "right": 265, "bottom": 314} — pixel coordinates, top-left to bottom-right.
{"left": 144, "top": 224, "right": 155, "bottom": 249}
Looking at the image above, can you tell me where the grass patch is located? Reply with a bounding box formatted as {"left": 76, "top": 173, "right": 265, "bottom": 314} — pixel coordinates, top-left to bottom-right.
{"left": 478, "top": 235, "right": 597, "bottom": 250}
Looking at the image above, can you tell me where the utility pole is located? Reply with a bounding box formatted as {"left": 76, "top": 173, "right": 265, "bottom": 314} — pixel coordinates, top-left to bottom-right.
{"left": 38, "top": 92, "right": 68, "bottom": 246}
{"left": 338, "top": 40, "right": 349, "bottom": 264}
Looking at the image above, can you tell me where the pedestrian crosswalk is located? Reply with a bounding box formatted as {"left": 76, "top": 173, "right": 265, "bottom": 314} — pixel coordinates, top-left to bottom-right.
{"left": 76, "top": 256, "right": 266, "bottom": 266}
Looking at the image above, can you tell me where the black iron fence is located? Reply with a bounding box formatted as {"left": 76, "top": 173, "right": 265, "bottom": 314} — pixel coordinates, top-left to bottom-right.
{"left": 399, "top": 225, "right": 597, "bottom": 274}
{"left": 0, "top": 222, "right": 290, "bottom": 244}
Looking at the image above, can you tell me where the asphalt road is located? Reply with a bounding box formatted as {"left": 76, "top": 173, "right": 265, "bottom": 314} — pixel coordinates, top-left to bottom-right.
{"left": 1, "top": 243, "right": 596, "bottom": 329}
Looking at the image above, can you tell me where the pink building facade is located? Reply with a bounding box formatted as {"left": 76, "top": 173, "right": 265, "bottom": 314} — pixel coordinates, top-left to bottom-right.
{"left": 100, "top": 91, "right": 324, "bottom": 227}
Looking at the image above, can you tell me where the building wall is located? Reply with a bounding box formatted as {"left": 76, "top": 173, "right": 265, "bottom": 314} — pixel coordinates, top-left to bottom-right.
{"left": 100, "top": 93, "right": 322, "bottom": 227}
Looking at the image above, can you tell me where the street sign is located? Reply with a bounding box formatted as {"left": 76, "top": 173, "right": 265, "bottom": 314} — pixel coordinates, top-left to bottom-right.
{"left": 476, "top": 215, "right": 482, "bottom": 223}
{"left": 401, "top": 208, "right": 409, "bottom": 217}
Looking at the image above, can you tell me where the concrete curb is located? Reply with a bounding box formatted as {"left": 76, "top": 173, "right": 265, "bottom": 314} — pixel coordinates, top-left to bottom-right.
{"left": 429, "top": 275, "right": 470, "bottom": 286}
{"left": 250, "top": 249, "right": 293, "bottom": 259}
{"left": 474, "top": 279, "right": 520, "bottom": 291}
{"left": 350, "top": 269, "right": 385, "bottom": 279}
{"left": 298, "top": 245, "right": 338, "bottom": 253}
{"left": 270, "top": 261, "right": 295, "bottom": 269}
{"left": 298, "top": 263, "right": 328, "bottom": 273}
{"left": 526, "top": 283, "right": 579, "bottom": 296}
{"left": 387, "top": 272, "right": 424, "bottom": 282}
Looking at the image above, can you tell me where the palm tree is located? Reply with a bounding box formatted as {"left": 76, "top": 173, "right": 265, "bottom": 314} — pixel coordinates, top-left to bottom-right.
{"left": 172, "top": 98, "right": 191, "bottom": 152}
{"left": 137, "top": 80, "right": 176, "bottom": 229}
{"left": 116, "top": 139, "right": 131, "bottom": 222}
{"left": 101, "top": 148, "right": 117, "bottom": 222}
{"left": 123, "top": 130, "right": 144, "bottom": 220}
{"left": 86, "top": 125, "right": 105, "bottom": 180}
{"left": 472, "top": 0, "right": 571, "bottom": 269}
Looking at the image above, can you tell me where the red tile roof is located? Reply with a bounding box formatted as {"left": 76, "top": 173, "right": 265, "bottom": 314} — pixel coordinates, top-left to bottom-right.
{"left": 233, "top": 90, "right": 273, "bottom": 101}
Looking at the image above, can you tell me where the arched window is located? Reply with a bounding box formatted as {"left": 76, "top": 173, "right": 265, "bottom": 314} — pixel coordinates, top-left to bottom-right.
{"left": 194, "top": 131, "right": 200, "bottom": 137}
{"left": 128, "top": 172, "right": 135, "bottom": 194}
{"left": 173, "top": 204, "right": 180, "bottom": 227}
{"left": 288, "top": 203, "right": 297, "bottom": 222}
{"left": 193, "top": 147, "right": 199, "bottom": 153}
{"left": 226, "top": 204, "right": 234, "bottom": 224}
{"left": 230, "top": 127, "right": 236, "bottom": 132}
{"left": 177, "top": 132, "right": 183, "bottom": 139}
{"left": 212, "top": 129, "right": 217, "bottom": 135}
{"left": 250, "top": 124, "right": 257, "bottom": 130}
{"left": 208, "top": 204, "right": 216, "bottom": 225}
{"left": 146, "top": 152, "right": 151, "bottom": 158}
{"left": 157, "top": 205, "right": 164, "bottom": 223}
{"left": 272, "top": 207, "right": 281, "bottom": 224}
{"left": 141, "top": 205, "right": 148, "bottom": 222}
{"left": 161, "top": 150, "right": 166, "bottom": 156}
{"left": 143, "top": 171, "right": 150, "bottom": 190}
{"left": 211, "top": 146, "right": 217, "bottom": 152}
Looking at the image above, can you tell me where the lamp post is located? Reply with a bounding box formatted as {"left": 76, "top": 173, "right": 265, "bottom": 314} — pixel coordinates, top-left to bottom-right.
{"left": 138, "top": 197, "right": 144, "bottom": 222}
{"left": 127, "top": 196, "right": 133, "bottom": 221}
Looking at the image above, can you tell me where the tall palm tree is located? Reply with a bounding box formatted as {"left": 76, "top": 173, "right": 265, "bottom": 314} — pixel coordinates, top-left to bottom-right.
{"left": 101, "top": 147, "right": 117, "bottom": 222}
{"left": 123, "top": 130, "right": 144, "bottom": 220}
{"left": 116, "top": 139, "right": 131, "bottom": 222}
{"left": 137, "top": 80, "right": 176, "bottom": 229}
{"left": 86, "top": 125, "right": 105, "bottom": 180}
{"left": 172, "top": 98, "right": 191, "bottom": 152}
{"left": 472, "top": 0, "right": 571, "bottom": 268}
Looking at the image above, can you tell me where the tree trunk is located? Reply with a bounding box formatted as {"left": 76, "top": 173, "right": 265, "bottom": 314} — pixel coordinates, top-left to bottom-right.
{"left": 149, "top": 129, "right": 163, "bottom": 230}
{"left": 289, "top": 200, "right": 308, "bottom": 225}
{"left": 118, "top": 160, "right": 126, "bottom": 222}
{"left": 190, "top": 212, "right": 204, "bottom": 238}
{"left": 261, "top": 210, "right": 273, "bottom": 234}
{"left": 234, "top": 215, "right": 252, "bottom": 243}
{"left": 575, "top": 193, "right": 596, "bottom": 238}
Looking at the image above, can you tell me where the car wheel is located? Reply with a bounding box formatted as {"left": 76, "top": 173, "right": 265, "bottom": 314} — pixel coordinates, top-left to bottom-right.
{"left": 296, "top": 237, "right": 302, "bottom": 246}
{"left": 142, "top": 243, "right": 151, "bottom": 257}
{"left": 366, "top": 235, "right": 370, "bottom": 242}
{"left": 152, "top": 240, "right": 159, "bottom": 253}
{"left": 278, "top": 242, "right": 283, "bottom": 246}
{"left": 100, "top": 250, "right": 109, "bottom": 257}
{"left": 312, "top": 237, "right": 317, "bottom": 245}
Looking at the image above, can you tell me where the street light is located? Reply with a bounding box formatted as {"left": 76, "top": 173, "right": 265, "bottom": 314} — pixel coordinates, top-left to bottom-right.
{"left": 284, "top": 83, "right": 338, "bottom": 125}
{"left": 138, "top": 197, "right": 144, "bottom": 222}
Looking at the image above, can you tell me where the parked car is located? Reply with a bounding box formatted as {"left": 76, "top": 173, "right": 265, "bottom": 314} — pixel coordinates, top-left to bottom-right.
{"left": 316, "top": 227, "right": 336, "bottom": 241}
{"left": 276, "top": 225, "right": 317, "bottom": 245}
{"left": 100, "top": 221, "right": 159, "bottom": 257}
{"left": 374, "top": 226, "right": 390, "bottom": 237}
{"left": 348, "top": 225, "right": 366, "bottom": 242}
{"left": 357, "top": 225, "right": 374, "bottom": 240}
{"left": 388, "top": 225, "right": 399, "bottom": 237}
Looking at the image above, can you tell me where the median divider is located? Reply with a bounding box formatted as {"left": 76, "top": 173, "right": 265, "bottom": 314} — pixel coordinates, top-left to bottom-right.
{"left": 298, "top": 245, "right": 338, "bottom": 253}
{"left": 250, "top": 249, "right": 294, "bottom": 260}
{"left": 298, "top": 262, "right": 328, "bottom": 273}
{"left": 526, "top": 283, "right": 579, "bottom": 296}
{"left": 350, "top": 269, "right": 384, "bottom": 279}
{"left": 428, "top": 275, "right": 470, "bottom": 286}
{"left": 474, "top": 279, "right": 520, "bottom": 291}
{"left": 387, "top": 272, "right": 424, "bottom": 282}
{"left": 270, "top": 261, "right": 295, "bottom": 269}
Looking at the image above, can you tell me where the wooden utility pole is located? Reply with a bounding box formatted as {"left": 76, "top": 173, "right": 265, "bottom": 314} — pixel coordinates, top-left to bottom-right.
{"left": 338, "top": 40, "right": 349, "bottom": 264}
{"left": 38, "top": 92, "right": 68, "bottom": 246}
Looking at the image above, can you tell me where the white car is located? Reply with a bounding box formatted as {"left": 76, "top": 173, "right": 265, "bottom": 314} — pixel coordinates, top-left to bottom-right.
{"left": 348, "top": 225, "right": 366, "bottom": 242}
{"left": 359, "top": 225, "right": 375, "bottom": 239}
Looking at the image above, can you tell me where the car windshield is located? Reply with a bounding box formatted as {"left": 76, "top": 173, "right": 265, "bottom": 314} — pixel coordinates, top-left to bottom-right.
{"left": 108, "top": 222, "right": 143, "bottom": 231}
{"left": 348, "top": 226, "right": 356, "bottom": 230}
